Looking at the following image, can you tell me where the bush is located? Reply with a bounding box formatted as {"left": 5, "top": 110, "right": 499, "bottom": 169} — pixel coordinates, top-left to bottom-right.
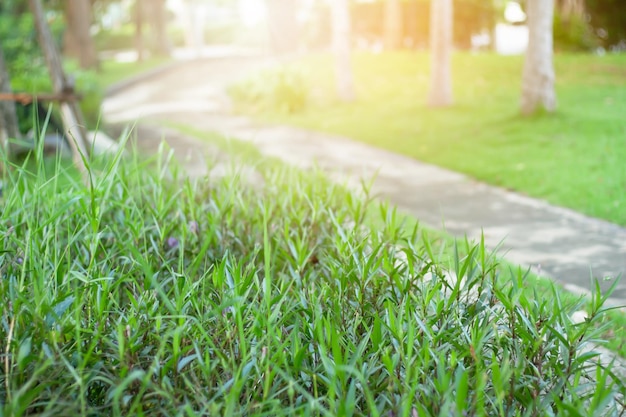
{"left": 228, "top": 65, "right": 309, "bottom": 114}
{"left": 0, "top": 144, "right": 624, "bottom": 416}
{"left": 554, "top": 12, "right": 598, "bottom": 52}
{"left": 93, "top": 25, "right": 135, "bottom": 51}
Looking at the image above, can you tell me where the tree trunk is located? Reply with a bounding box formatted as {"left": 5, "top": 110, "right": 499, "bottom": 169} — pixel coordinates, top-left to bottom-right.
{"left": 521, "top": 0, "right": 556, "bottom": 115}
{"left": 29, "top": 0, "right": 89, "bottom": 177}
{"left": 151, "top": 0, "right": 170, "bottom": 56}
{"left": 63, "top": 0, "right": 98, "bottom": 69}
{"left": 0, "top": 43, "right": 21, "bottom": 155}
{"left": 384, "top": 0, "right": 403, "bottom": 50}
{"left": 429, "top": 0, "right": 453, "bottom": 107}
{"left": 184, "top": 0, "right": 204, "bottom": 55}
{"left": 135, "top": 0, "right": 144, "bottom": 62}
{"left": 331, "top": 0, "right": 355, "bottom": 102}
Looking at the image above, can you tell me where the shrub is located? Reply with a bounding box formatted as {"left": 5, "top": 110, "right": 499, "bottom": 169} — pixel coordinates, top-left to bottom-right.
{"left": 228, "top": 65, "right": 309, "bottom": 114}
{"left": 554, "top": 12, "right": 598, "bottom": 52}
{"left": 0, "top": 143, "right": 624, "bottom": 416}
{"left": 93, "top": 25, "right": 135, "bottom": 51}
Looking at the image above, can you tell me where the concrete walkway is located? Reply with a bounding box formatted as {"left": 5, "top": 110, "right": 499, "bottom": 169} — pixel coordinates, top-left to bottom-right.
{"left": 103, "top": 56, "right": 626, "bottom": 308}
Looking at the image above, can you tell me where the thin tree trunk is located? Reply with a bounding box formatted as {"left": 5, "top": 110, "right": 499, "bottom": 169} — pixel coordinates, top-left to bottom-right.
{"left": 429, "top": 0, "right": 453, "bottom": 107}
{"left": 185, "top": 0, "right": 204, "bottom": 55}
{"left": 521, "top": 0, "right": 556, "bottom": 115}
{"left": 135, "top": 0, "right": 144, "bottom": 62}
{"left": 384, "top": 0, "right": 403, "bottom": 50}
{"left": 29, "top": 0, "right": 89, "bottom": 177}
{"left": 331, "top": 0, "right": 354, "bottom": 101}
{"left": 63, "top": 0, "right": 98, "bottom": 69}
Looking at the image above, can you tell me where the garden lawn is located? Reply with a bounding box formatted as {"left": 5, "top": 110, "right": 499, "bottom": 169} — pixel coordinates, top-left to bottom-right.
{"left": 97, "top": 57, "right": 171, "bottom": 91}
{"left": 247, "top": 52, "right": 626, "bottom": 226}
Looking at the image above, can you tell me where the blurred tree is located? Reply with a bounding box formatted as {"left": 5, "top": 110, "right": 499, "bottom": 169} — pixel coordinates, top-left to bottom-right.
{"left": 29, "top": 0, "right": 89, "bottom": 174}
{"left": 63, "top": 0, "right": 98, "bottom": 69}
{"left": 151, "top": 0, "right": 170, "bottom": 56}
{"left": 585, "top": 0, "right": 626, "bottom": 48}
{"left": 134, "top": 0, "right": 144, "bottom": 61}
{"left": 353, "top": 0, "right": 497, "bottom": 51}
{"left": 331, "top": 0, "right": 354, "bottom": 101}
{"left": 553, "top": 0, "right": 596, "bottom": 51}
{"left": 384, "top": 0, "right": 403, "bottom": 49}
{"left": 429, "top": 0, "right": 453, "bottom": 107}
{"left": 521, "top": 0, "right": 555, "bottom": 115}
{"left": 454, "top": 0, "right": 495, "bottom": 49}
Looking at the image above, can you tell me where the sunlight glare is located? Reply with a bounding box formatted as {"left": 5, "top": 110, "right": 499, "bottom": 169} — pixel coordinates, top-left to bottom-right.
{"left": 504, "top": 1, "right": 526, "bottom": 24}
{"left": 239, "top": 0, "right": 266, "bottom": 27}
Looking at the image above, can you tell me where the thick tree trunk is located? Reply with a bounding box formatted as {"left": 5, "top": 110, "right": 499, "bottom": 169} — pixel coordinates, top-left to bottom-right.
{"left": 0, "top": 44, "right": 20, "bottom": 154}
{"left": 429, "top": 0, "right": 453, "bottom": 107}
{"left": 63, "top": 0, "right": 98, "bottom": 69}
{"left": 331, "top": 0, "right": 355, "bottom": 101}
{"left": 521, "top": 0, "right": 556, "bottom": 115}
{"left": 384, "top": 0, "right": 403, "bottom": 50}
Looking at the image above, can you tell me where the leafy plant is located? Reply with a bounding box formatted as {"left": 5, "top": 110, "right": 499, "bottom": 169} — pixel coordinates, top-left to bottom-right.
{"left": 228, "top": 65, "right": 309, "bottom": 114}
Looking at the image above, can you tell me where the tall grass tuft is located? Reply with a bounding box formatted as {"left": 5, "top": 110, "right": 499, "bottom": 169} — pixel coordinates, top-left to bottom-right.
{"left": 0, "top": 139, "right": 624, "bottom": 416}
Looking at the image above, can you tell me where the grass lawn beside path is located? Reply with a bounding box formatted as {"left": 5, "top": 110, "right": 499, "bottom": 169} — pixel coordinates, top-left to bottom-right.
{"left": 97, "top": 57, "right": 172, "bottom": 91}
{"left": 244, "top": 52, "right": 626, "bottom": 226}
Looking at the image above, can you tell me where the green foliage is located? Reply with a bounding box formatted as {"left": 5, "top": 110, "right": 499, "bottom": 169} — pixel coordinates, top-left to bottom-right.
{"left": 453, "top": 0, "right": 496, "bottom": 49}
{"left": 0, "top": 12, "right": 48, "bottom": 83}
{"left": 0, "top": 139, "right": 625, "bottom": 415}
{"left": 585, "top": 0, "right": 626, "bottom": 49}
{"left": 0, "top": 10, "right": 103, "bottom": 131}
{"left": 228, "top": 65, "right": 309, "bottom": 114}
{"left": 553, "top": 12, "right": 598, "bottom": 52}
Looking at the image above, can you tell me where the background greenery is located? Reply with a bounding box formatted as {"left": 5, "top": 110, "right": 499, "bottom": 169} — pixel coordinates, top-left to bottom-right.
{"left": 0, "top": 10, "right": 102, "bottom": 132}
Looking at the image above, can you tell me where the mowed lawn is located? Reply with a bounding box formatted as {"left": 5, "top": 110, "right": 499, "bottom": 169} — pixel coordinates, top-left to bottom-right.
{"left": 256, "top": 52, "right": 626, "bottom": 225}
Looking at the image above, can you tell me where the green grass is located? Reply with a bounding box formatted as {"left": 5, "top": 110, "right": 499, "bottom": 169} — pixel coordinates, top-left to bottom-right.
{"left": 172, "top": 123, "right": 626, "bottom": 359}
{"left": 237, "top": 52, "right": 626, "bottom": 225}
{"left": 1, "top": 137, "right": 625, "bottom": 415}
{"left": 97, "top": 57, "right": 172, "bottom": 90}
